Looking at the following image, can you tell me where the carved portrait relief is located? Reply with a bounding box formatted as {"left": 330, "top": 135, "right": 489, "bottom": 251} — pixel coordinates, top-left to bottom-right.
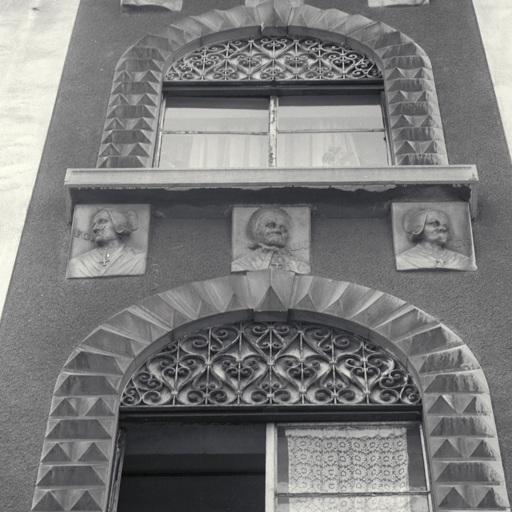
{"left": 392, "top": 202, "right": 477, "bottom": 271}
{"left": 67, "top": 204, "right": 150, "bottom": 278}
{"left": 231, "top": 206, "right": 311, "bottom": 274}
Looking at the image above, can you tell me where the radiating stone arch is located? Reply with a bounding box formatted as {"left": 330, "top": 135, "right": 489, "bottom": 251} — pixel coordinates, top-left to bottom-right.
{"left": 32, "top": 270, "right": 509, "bottom": 512}
{"left": 97, "top": 0, "right": 447, "bottom": 169}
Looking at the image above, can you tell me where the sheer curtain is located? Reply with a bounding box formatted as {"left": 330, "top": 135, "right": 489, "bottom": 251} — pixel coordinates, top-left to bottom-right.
{"left": 160, "top": 133, "right": 267, "bottom": 168}
{"left": 283, "top": 427, "right": 413, "bottom": 512}
{"left": 277, "top": 132, "right": 363, "bottom": 167}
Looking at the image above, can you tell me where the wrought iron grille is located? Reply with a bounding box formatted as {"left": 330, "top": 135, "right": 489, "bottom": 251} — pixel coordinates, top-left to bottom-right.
{"left": 164, "top": 36, "right": 382, "bottom": 81}
{"left": 121, "top": 322, "right": 420, "bottom": 407}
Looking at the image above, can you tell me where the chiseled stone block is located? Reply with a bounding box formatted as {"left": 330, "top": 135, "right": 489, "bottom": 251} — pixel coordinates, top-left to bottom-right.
{"left": 369, "top": 0, "right": 429, "bottom": 6}
{"left": 37, "top": 465, "right": 106, "bottom": 487}
{"left": 85, "top": 398, "right": 115, "bottom": 417}
{"left": 435, "top": 461, "right": 503, "bottom": 484}
{"left": 352, "top": 294, "right": 407, "bottom": 329}
{"left": 83, "top": 328, "right": 138, "bottom": 357}
{"left": 424, "top": 372, "right": 488, "bottom": 394}
{"left": 32, "top": 491, "right": 63, "bottom": 511}
{"left": 63, "top": 351, "right": 124, "bottom": 375}
{"left": 70, "top": 491, "right": 103, "bottom": 511}
{"left": 46, "top": 420, "right": 113, "bottom": 440}
{"left": 54, "top": 375, "right": 119, "bottom": 397}
{"left": 429, "top": 416, "right": 495, "bottom": 437}
{"left": 416, "top": 347, "right": 480, "bottom": 374}
{"left": 105, "top": 308, "right": 168, "bottom": 343}
{"left": 425, "top": 394, "right": 492, "bottom": 416}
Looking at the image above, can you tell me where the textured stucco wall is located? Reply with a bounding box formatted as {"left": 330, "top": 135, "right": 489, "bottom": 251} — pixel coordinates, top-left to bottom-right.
{"left": 1, "top": 0, "right": 512, "bottom": 510}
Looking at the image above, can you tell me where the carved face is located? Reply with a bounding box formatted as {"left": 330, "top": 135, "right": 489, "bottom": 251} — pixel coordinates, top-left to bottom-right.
{"left": 423, "top": 211, "right": 450, "bottom": 246}
{"left": 92, "top": 211, "right": 118, "bottom": 246}
{"left": 254, "top": 212, "right": 289, "bottom": 248}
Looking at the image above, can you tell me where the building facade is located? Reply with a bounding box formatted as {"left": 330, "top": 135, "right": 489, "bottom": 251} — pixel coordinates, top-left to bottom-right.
{"left": 1, "top": 1, "right": 512, "bottom": 511}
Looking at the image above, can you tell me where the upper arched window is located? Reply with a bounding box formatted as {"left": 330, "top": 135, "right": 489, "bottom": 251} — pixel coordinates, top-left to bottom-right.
{"left": 156, "top": 35, "right": 391, "bottom": 169}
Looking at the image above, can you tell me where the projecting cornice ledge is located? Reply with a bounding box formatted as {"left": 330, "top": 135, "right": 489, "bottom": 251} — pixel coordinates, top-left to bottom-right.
{"left": 64, "top": 165, "right": 478, "bottom": 222}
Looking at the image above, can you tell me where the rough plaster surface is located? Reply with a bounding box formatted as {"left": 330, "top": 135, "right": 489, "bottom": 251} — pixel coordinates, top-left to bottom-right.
{"left": 0, "top": 0, "right": 79, "bottom": 318}
{"left": 1, "top": 0, "right": 512, "bottom": 510}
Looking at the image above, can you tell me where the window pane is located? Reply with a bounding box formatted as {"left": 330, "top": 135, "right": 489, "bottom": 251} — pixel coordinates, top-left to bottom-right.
{"left": 164, "top": 97, "right": 269, "bottom": 133}
{"left": 119, "top": 475, "right": 265, "bottom": 512}
{"left": 277, "top": 132, "right": 388, "bottom": 167}
{"left": 277, "top": 425, "right": 427, "bottom": 494}
{"left": 119, "top": 423, "right": 266, "bottom": 512}
{"left": 160, "top": 133, "right": 268, "bottom": 168}
{"left": 277, "top": 495, "right": 430, "bottom": 512}
{"left": 278, "top": 95, "right": 384, "bottom": 131}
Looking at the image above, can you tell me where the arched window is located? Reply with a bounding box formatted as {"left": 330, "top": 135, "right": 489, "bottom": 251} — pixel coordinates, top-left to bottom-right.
{"left": 95, "top": 2, "right": 449, "bottom": 169}
{"left": 157, "top": 35, "right": 391, "bottom": 169}
{"left": 30, "top": 273, "right": 509, "bottom": 512}
{"left": 113, "top": 320, "right": 431, "bottom": 512}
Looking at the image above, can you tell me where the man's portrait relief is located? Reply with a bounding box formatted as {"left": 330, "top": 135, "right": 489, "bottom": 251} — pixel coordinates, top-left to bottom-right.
{"left": 392, "top": 202, "right": 477, "bottom": 271}
{"left": 67, "top": 204, "right": 150, "bottom": 278}
{"left": 231, "top": 206, "right": 311, "bottom": 274}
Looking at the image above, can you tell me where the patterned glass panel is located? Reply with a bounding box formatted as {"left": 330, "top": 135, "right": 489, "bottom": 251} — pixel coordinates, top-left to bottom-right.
{"left": 276, "top": 424, "right": 430, "bottom": 512}
{"left": 121, "top": 322, "right": 421, "bottom": 407}
{"left": 165, "top": 36, "right": 382, "bottom": 82}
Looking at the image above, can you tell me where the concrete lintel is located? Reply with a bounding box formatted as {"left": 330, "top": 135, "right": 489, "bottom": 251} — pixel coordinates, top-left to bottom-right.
{"left": 65, "top": 165, "right": 479, "bottom": 222}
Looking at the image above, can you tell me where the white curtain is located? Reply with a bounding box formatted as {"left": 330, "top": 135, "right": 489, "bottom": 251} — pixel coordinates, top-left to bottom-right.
{"left": 284, "top": 427, "right": 413, "bottom": 512}
{"left": 278, "top": 133, "right": 363, "bottom": 168}
{"left": 161, "top": 134, "right": 267, "bottom": 169}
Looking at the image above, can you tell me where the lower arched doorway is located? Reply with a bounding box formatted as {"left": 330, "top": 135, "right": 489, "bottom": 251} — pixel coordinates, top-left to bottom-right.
{"left": 31, "top": 270, "right": 509, "bottom": 512}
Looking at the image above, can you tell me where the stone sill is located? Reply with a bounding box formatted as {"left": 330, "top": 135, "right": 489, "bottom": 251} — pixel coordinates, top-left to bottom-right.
{"left": 64, "top": 165, "right": 478, "bottom": 222}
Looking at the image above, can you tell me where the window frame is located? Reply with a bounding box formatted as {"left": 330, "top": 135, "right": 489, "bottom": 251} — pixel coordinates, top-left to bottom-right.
{"left": 154, "top": 82, "right": 394, "bottom": 169}
{"left": 110, "top": 416, "right": 432, "bottom": 512}
{"left": 267, "top": 421, "right": 433, "bottom": 512}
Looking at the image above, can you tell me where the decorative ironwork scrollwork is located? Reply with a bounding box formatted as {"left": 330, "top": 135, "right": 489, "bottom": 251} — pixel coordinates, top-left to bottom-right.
{"left": 121, "top": 322, "right": 421, "bottom": 407}
{"left": 164, "top": 36, "right": 382, "bottom": 82}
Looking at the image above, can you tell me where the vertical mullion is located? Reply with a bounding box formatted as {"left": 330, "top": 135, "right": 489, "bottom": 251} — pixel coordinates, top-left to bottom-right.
{"left": 269, "top": 95, "right": 278, "bottom": 167}
{"left": 300, "top": 326, "right": 304, "bottom": 405}
{"left": 206, "top": 327, "right": 211, "bottom": 405}
{"left": 237, "top": 322, "right": 243, "bottom": 405}
{"left": 381, "top": 91, "right": 394, "bottom": 165}
{"left": 153, "top": 94, "right": 167, "bottom": 167}
{"left": 107, "top": 429, "right": 126, "bottom": 512}
{"left": 265, "top": 423, "right": 276, "bottom": 512}
{"left": 173, "top": 334, "right": 180, "bottom": 406}
{"left": 362, "top": 342, "right": 369, "bottom": 404}
{"left": 331, "top": 327, "right": 337, "bottom": 405}
{"left": 419, "top": 423, "right": 434, "bottom": 511}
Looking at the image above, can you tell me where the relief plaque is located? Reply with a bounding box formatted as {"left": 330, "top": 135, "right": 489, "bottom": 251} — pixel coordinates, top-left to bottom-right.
{"left": 231, "top": 206, "right": 311, "bottom": 274}
{"left": 67, "top": 204, "right": 150, "bottom": 278}
{"left": 392, "top": 202, "right": 477, "bottom": 271}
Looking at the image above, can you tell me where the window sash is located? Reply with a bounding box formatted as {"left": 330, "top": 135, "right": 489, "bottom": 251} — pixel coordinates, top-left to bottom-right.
{"left": 111, "top": 420, "right": 430, "bottom": 512}
{"left": 156, "top": 92, "right": 389, "bottom": 168}
{"left": 267, "top": 422, "right": 432, "bottom": 512}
